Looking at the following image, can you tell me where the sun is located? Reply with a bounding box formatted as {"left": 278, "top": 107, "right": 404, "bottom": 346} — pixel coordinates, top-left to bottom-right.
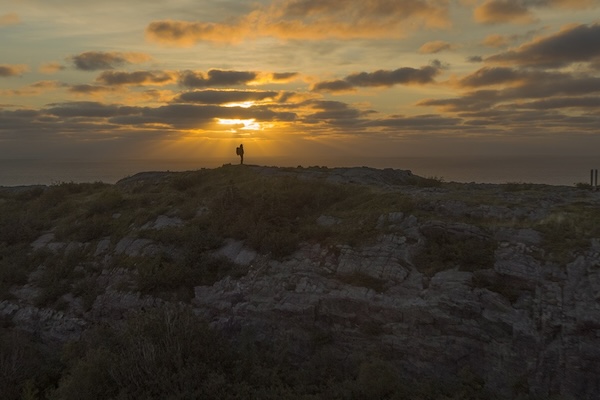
{"left": 217, "top": 118, "right": 261, "bottom": 131}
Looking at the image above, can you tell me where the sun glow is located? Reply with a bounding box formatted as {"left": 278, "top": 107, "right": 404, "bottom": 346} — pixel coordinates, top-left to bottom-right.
{"left": 217, "top": 118, "right": 261, "bottom": 130}
{"left": 223, "top": 101, "right": 254, "bottom": 108}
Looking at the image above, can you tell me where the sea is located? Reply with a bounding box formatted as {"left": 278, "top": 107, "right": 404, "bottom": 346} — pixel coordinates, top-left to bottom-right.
{"left": 1, "top": 155, "right": 599, "bottom": 187}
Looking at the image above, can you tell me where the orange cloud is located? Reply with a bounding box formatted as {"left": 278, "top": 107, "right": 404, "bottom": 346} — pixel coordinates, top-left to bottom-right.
{"left": 0, "top": 13, "right": 19, "bottom": 26}
{"left": 474, "top": 0, "right": 596, "bottom": 25}
{"left": 481, "top": 34, "right": 510, "bottom": 48}
{"left": 0, "top": 80, "right": 65, "bottom": 96}
{"left": 474, "top": 0, "right": 535, "bottom": 25}
{"left": 146, "top": 0, "right": 451, "bottom": 45}
{"left": 419, "top": 40, "right": 457, "bottom": 54}
{"left": 39, "top": 62, "right": 66, "bottom": 74}
{"left": 0, "top": 64, "right": 29, "bottom": 77}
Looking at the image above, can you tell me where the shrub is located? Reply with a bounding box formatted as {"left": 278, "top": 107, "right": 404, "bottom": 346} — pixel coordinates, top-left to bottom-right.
{"left": 34, "top": 248, "right": 87, "bottom": 308}
{"left": 415, "top": 226, "right": 496, "bottom": 277}
{"left": 135, "top": 252, "right": 245, "bottom": 301}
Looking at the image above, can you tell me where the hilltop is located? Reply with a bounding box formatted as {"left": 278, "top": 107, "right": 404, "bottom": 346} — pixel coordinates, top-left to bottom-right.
{"left": 1, "top": 164, "right": 600, "bottom": 399}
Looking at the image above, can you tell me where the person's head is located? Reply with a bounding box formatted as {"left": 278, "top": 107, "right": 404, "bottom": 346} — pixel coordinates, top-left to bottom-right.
{"left": 240, "top": 144, "right": 243, "bottom": 147}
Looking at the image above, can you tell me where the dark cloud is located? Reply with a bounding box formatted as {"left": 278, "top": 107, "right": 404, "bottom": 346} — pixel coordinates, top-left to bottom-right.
{"left": 68, "top": 84, "right": 113, "bottom": 94}
{"left": 485, "top": 23, "right": 600, "bottom": 68}
{"left": 70, "top": 51, "right": 151, "bottom": 71}
{"left": 272, "top": 72, "right": 298, "bottom": 81}
{"left": 517, "top": 96, "right": 600, "bottom": 109}
{"left": 421, "top": 72, "right": 600, "bottom": 114}
{"left": 179, "top": 69, "right": 258, "bottom": 88}
{"left": 45, "top": 101, "right": 135, "bottom": 118}
{"left": 0, "top": 64, "right": 28, "bottom": 77}
{"left": 311, "top": 80, "right": 355, "bottom": 93}
{"left": 459, "top": 67, "right": 530, "bottom": 87}
{"left": 35, "top": 101, "right": 297, "bottom": 129}
{"left": 312, "top": 63, "right": 442, "bottom": 93}
{"left": 301, "top": 100, "right": 373, "bottom": 127}
{"left": 174, "top": 90, "right": 278, "bottom": 104}
{"left": 110, "top": 103, "right": 296, "bottom": 129}
{"left": 96, "top": 71, "right": 175, "bottom": 86}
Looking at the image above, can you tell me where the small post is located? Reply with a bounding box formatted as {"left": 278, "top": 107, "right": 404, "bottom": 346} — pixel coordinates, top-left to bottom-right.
{"left": 591, "top": 169, "right": 594, "bottom": 187}
{"left": 596, "top": 169, "right": 598, "bottom": 190}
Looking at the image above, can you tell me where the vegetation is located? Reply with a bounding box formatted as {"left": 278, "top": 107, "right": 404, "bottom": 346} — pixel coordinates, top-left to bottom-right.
{"left": 1, "top": 165, "right": 597, "bottom": 399}
{"left": 0, "top": 304, "right": 493, "bottom": 400}
{"left": 414, "top": 227, "right": 496, "bottom": 278}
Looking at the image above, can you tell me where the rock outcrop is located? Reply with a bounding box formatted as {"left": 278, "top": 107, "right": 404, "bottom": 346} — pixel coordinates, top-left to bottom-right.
{"left": 2, "top": 165, "right": 600, "bottom": 399}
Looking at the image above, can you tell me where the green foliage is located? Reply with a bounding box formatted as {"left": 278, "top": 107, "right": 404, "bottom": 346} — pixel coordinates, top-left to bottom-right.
{"left": 55, "top": 214, "right": 115, "bottom": 242}
{"left": 85, "top": 188, "right": 124, "bottom": 216}
{"left": 502, "top": 182, "right": 539, "bottom": 192}
{"left": 0, "top": 244, "right": 33, "bottom": 299}
{"left": 536, "top": 206, "right": 600, "bottom": 262}
{"left": 0, "top": 329, "right": 59, "bottom": 400}
{"left": 206, "top": 176, "right": 361, "bottom": 257}
{"left": 34, "top": 247, "right": 87, "bottom": 308}
{"left": 574, "top": 182, "right": 592, "bottom": 190}
{"left": 415, "top": 227, "right": 496, "bottom": 277}
{"left": 407, "top": 175, "right": 445, "bottom": 188}
{"left": 131, "top": 250, "right": 245, "bottom": 301}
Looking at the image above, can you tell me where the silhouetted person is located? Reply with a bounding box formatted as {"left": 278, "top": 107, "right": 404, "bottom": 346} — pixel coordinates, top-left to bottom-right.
{"left": 236, "top": 144, "right": 244, "bottom": 164}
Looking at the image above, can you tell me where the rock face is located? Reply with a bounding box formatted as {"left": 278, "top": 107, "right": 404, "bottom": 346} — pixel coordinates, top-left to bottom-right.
{"left": 2, "top": 166, "right": 600, "bottom": 399}
{"left": 192, "top": 217, "right": 600, "bottom": 399}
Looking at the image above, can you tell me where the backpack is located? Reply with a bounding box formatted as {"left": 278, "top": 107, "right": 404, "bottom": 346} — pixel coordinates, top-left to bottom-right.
{"left": 236, "top": 147, "right": 240, "bottom": 156}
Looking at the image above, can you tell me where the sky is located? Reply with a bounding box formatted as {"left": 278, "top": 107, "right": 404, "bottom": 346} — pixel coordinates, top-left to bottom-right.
{"left": 1, "top": 0, "right": 599, "bottom": 163}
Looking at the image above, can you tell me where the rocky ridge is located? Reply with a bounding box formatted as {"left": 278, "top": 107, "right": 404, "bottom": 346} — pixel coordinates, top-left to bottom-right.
{"left": 1, "top": 165, "right": 600, "bottom": 399}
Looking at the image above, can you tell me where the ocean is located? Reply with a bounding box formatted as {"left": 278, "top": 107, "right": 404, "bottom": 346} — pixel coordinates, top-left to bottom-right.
{"left": 1, "top": 155, "right": 599, "bottom": 187}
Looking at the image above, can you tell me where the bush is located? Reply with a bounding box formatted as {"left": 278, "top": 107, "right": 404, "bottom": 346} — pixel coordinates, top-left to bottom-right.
{"left": 415, "top": 226, "right": 496, "bottom": 277}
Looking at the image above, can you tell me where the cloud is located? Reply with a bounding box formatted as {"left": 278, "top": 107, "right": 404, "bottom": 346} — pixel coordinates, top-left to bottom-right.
{"left": 474, "top": 0, "right": 535, "bottom": 24}
{"left": 272, "top": 72, "right": 298, "bottom": 81}
{"left": 145, "top": 0, "right": 451, "bottom": 45}
{"left": 474, "top": 0, "right": 595, "bottom": 25}
{"left": 179, "top": 70, "right": 258, "bottom": 88}
{"left": 312, "top": 63, "right": 443, "bottom": 93}
{"left": 302, "top": 100, "right": 368, "bottom": 125}
{"left": 485, "top": 23, "right": 600, "bottom": 68}
{"left": 0, "top": 81, "right": 65, "bottom": 97}
{"left": 481, "top": 34, "right": 510, "bottom": 48}
{"left": 419, "top": 41, "right": 456, "bottom": 54}
{"left": 458, "top": 66, "right": 531, "bottom": 87}
{"left": 0, "top": 13, "right": 20, "bottom": 26}
{"left": 366, "top": 114, "right": 463, "bottom": 130}
{"left": 520, "top": 96, "right": 600, "bottom": 110}
{"left": 39, "top": 62, "right": 66, "bottom": 74}
{"left": 0, "top": 64, "right": 29, "bottom": 77}
{"left": 70, "top": 51, "right": 152, "bottom": 71}
{"left": 46, "top": 101, "right": 129, "bottom": 118}
{"left": 109, "top": 104, "right": 296, "bottom": 130}
{"left": 421, "top": 71, "right": 600, "bottom": 114}
{"left": 96, "top": 70, "right": 176, "bottom": 86}
{"left": 174, "top": 90, "right": 279, "bottom": 105}
{"left": 68, "top": 84, "right": 114, "bottom": 94}
{"left": 37, "top": 100, "right": 297, "bottom": 132}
